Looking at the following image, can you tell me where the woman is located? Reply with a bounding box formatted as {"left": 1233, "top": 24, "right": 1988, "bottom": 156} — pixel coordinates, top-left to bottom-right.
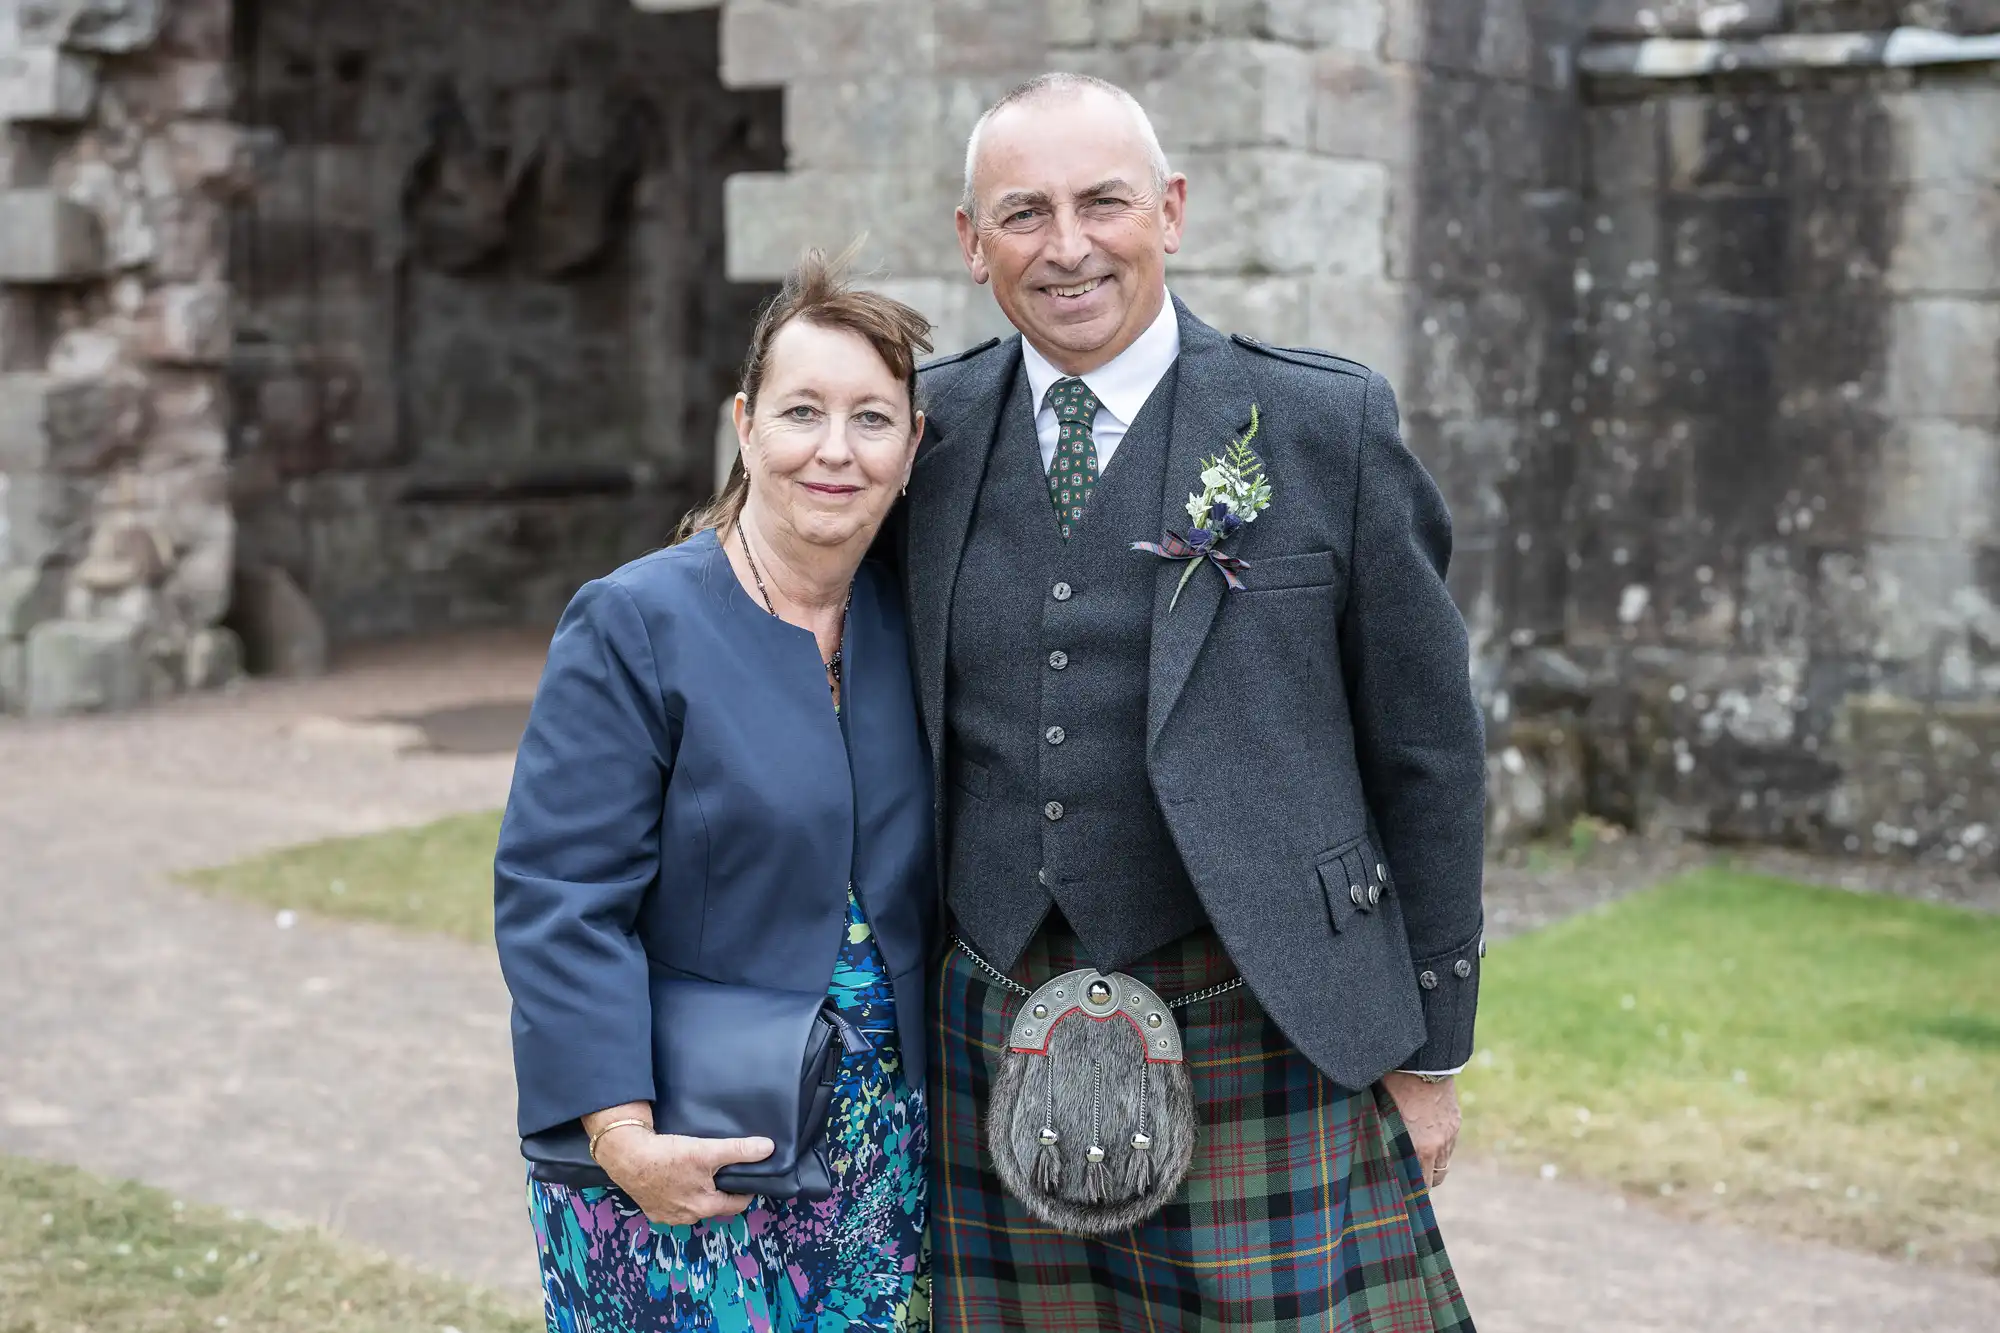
{"left": 494, "top": 251, "right": 936, "bottom": 1331}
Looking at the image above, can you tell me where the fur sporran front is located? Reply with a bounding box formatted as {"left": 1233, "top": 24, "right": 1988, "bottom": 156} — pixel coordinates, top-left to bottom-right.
{"left": 986, "top": 967, "right": 1199, "bottom": 1235}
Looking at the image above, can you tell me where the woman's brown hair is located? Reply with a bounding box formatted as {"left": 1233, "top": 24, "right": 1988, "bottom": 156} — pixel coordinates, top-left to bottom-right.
{"left": 675, "top": 244, "right": 935, "bottom": 543}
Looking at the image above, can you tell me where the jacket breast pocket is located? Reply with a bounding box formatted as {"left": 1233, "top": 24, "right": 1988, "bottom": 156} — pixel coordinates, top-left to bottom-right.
{"left": 1241, "top": 548, "right": 1338, "bottom": 593}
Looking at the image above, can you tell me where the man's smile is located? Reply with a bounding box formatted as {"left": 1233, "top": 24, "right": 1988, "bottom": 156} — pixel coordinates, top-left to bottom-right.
{"left": 1045, "top": 277, "right": 1108, "bottom": 300}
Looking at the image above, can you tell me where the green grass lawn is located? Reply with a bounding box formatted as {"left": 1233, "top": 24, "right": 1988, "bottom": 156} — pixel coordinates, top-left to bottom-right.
{"left": 0, "top": 1156, "right": 536, "bottom": 1333}
{"left": 1460, "top": 868, "right": 2000, "bottom": 1273}
{"left": 180, "top": 810, "right": 505, "bottom": 945}
{"left": 183, "top": 814, "right": 2000, "bottom": 1273}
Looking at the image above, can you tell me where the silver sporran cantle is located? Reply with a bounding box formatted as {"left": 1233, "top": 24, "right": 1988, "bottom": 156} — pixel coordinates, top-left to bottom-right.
{"left": 984, "top": 964, "right": 1203, "bottom": 1235}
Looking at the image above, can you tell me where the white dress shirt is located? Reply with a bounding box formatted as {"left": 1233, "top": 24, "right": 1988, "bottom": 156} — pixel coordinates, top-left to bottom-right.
{"left": 1020, "top": 290, "right": 1181, "bottom": 475}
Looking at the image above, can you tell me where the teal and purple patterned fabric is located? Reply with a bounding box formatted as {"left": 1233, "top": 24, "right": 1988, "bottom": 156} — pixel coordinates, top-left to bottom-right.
{"left": 930, "top": 924, "right": 1476, "bottom": 1331}
{"left": 527, "top": 886, "right": 928, "bottom": 1332}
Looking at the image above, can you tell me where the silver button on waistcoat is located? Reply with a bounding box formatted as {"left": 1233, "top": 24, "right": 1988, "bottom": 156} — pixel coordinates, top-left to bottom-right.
{"left": 1044, "top": 800, "right": 1065, "bottom": 821}
{"left": 1052, "top": 581, "right": 1073, "bottom": 601}
{"left": 1046, "top": 725, "right": 1066, "bottom": 745}
{"left": 1048, "top": 650, "right": 1069, "bottom": 670}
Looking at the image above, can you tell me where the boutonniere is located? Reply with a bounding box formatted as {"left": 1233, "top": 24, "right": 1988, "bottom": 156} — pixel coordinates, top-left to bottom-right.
{"left": 1132, "top": 405, "right": 1271, "bottom": 610}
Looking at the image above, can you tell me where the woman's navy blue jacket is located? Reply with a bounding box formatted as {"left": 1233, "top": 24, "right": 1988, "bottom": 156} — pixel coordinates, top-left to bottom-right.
{"left": 493, "top": 528, "right": 936, "bottom": 1143}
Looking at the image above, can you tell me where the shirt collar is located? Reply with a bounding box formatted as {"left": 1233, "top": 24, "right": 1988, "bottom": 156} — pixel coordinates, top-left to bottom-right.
{"left": 1021, "top": 290, "right": 1181, "bottom": 425}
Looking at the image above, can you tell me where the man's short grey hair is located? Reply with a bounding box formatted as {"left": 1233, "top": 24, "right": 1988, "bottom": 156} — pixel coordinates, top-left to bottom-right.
{"left": 960, "top": 73, "right": 1173, "bottom": 218}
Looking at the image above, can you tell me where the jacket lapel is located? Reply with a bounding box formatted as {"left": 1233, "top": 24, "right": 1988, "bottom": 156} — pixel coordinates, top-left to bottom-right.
{"left": 905, "top": 339, "right": 1019, "bottom": 762}
{"left": 1147, "top": 301, "right": 1254, "bottom": 753}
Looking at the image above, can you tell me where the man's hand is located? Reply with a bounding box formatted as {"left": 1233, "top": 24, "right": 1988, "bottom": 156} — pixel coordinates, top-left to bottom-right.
{"left": 1381, "top": 1072, "right": 1461, "bottom": 1188}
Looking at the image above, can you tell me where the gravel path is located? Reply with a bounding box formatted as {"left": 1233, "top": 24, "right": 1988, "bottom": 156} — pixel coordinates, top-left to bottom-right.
{"left": 2, "top": 631, "right": 1995, "bottom": 1328}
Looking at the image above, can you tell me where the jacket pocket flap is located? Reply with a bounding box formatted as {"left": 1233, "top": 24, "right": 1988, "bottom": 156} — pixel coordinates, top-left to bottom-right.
{"left": 1244, "top": 548, "right": 1338, "bottom": 592}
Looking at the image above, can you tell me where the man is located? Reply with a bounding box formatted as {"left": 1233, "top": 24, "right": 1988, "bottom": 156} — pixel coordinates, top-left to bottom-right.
{"left": 901, "top": 74, "right": 1485, "bottom": 1331}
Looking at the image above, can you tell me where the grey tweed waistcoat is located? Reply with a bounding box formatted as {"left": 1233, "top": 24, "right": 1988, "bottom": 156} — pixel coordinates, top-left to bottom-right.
{"left": 943, "top": 359, "right": 1208, "bottom": 973}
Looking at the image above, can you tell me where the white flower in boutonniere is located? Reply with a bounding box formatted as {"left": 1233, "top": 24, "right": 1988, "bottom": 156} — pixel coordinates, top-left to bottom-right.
{"left": 1132, "top": 405, "right": 1271, "bottom": 610}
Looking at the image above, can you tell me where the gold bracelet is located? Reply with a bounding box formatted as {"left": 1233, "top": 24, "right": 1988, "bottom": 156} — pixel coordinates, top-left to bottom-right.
{"left": 586, "top": 1117, "right": 654, "bottom": 1163}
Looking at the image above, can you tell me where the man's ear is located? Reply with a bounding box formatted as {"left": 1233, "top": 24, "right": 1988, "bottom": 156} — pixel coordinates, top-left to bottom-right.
{"left": 955, "top": 208, "right": 990, "bottom": 285}
{"left": 1160, "top": 174, "right": 1189, "bottom": 257}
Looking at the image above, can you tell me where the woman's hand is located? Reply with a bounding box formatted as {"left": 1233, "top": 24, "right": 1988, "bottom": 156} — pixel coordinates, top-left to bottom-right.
{"left": 593, "top": 1124, "right": 776, "bottom": 1226}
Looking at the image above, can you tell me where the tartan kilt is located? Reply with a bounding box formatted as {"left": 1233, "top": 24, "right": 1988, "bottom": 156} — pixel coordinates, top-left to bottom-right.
{"left": 930, "top": 924, "right": 1476, "bottom": 1332}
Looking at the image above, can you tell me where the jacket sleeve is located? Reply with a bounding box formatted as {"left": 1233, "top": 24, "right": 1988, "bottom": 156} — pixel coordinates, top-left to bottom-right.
{"left": 494, "top": 577, "right": 673, "bottom": 1138}
{"left": 1338, "top": 372, "right": 1488, "bottom": 1073}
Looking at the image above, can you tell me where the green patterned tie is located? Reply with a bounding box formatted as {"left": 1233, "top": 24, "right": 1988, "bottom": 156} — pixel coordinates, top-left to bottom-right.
{"left": 1046, "top": 377, "right": 1102, "bottom": 539}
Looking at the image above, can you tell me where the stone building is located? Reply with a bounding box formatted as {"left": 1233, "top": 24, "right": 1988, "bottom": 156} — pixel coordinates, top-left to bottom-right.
{"left": 0, "top": 0, "right": 1995, "bottom": 869}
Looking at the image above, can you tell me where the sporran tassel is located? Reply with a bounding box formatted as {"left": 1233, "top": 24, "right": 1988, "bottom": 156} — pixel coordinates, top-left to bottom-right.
{"left": 1032, "top": 1058, "right": 1063, "bottom": 1194}
{"left": 1082, "top": 1060, "right": 1112, "bottom": 1204}
{"left": 1124, "top": 1063, "right": 1158, "bottom": 1195}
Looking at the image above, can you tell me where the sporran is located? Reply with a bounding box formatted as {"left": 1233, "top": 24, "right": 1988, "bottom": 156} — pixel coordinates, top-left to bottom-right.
{"left": 959, "top": 938, "right": 1241, "bottom": 1235}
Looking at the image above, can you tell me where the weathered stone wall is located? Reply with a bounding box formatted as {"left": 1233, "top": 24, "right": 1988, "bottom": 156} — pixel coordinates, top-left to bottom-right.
{"left": 3, "top": 0, "right": 1995, "bottom": 879}
{"left": 1391, "top": 1, "right": 1595, "bottom": 849}
{"left": 719, "top": 0, "right": 1418, "bottom": 370}
{"left": 0, "top": 0, "right": 243, "bottom": 714}
{"left": 1494, "top": 10, "right": 2000, "bottom": 868}
{"left": 0, "top": 0, "right": 778, "bottom": 712}
{"left": 227, "top": 0, "right": 780, "bottom": 646}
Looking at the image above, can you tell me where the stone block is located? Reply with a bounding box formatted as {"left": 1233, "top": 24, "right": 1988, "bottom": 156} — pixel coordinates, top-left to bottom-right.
{"left": 1587, "top": 100, "right": 1662, "bottom": 196}
{"left": 0, "top": 638, "right": 22, "bottom": 712}
{"left": 183, "top": 624, "right": 240, "bottom": 691}
{"left": 1166, "top": 274, "right": 1312, "bottom": 346}
{"left": 0, "top": 565, "right": 64, "bottom": 639}
{"left": 0, "top": 190, "right": 106, "bottom": 283}
{"left": 1587, "top": 0, "right": 1787, "bottom": 37}
{"left": 136, "top": 282, "right": 230, "bottom": 365}
{"left": 140, "top": 121, "right": 251, "bottom": 200}
{"left": 23, "top": 618, "right": 144, "bottom": 715}
{"left": 721, "top": 0, "right": 933, "bottom": 87}
{"left": 1917, "top": 0, "right": 2000, "bottom": 34}
{"left": 1305, "top": 274, "right": 1407, "bottom": 379}
{"left": 936, "top": 0, "right": 1046, "bottom": 72}
{"left": 1384, "top": 1, "right": 1538, "bottom": 80}
{"left": 860, "top": 276, "right": 1016, "bottom": 357}
{"left": 1870, "top": 420, "right": 2000, "bottom": 544}
{"left": 0, "top": 47, "right": 97, "bottom": 124}
{"left": 1883, "top": 88, "right": 2000, "bottom": 184}
{"left": 1661, "top": 95, "right": 1787, "bottom": 192}
{"left": 158, "top": 0, "right": 228, "bottom": 61}
{"left": 786, "top": 76, "right": 1027, "bottom": 174}
{"left": 1888, "top": 188, "right": 2000, "bottom": 296}
{"left": 18, "top": 0, "right": 165, "bottom": 54}
{"left": 1071, "top": 41, "right": 1315, "bottom": 154}
{"left": 227, "top": 563, "right": 328, "bottom": 678}
{"left": 0, "top": 372, "right": 146, "bottom": 473}
{"left": 0, "top": 471, "right": 92, "bottom": 569}
{"left": 1176, "top": 151, "right": 1390, "bottom": 276}
{"left": 1312, "top": 49, "right": 1418, "bottom": 164}
{"left": 1264, "top": 0, "right": 1386, "bottom": 50}
{"left": 166, "top": 59, "right": 231, "bottom": 115}
{"left": 1883, "top": 298, "right": 2000, "bottom": 420}
{"left": 1045, "top": 0, "right": 1137, "bottom": 45}
{"left": 725, "top": 170, "right": 964, "bottom": 281}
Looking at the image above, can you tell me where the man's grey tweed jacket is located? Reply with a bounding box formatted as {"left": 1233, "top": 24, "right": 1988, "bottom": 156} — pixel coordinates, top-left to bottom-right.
{"left": 898, "top": 298, "right": 1487, "bottom": 1083}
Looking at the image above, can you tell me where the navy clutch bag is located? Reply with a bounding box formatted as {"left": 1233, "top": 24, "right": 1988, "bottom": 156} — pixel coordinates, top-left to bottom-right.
{"left": 523, "top": 972, "right": 868, "bottom": 1202}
